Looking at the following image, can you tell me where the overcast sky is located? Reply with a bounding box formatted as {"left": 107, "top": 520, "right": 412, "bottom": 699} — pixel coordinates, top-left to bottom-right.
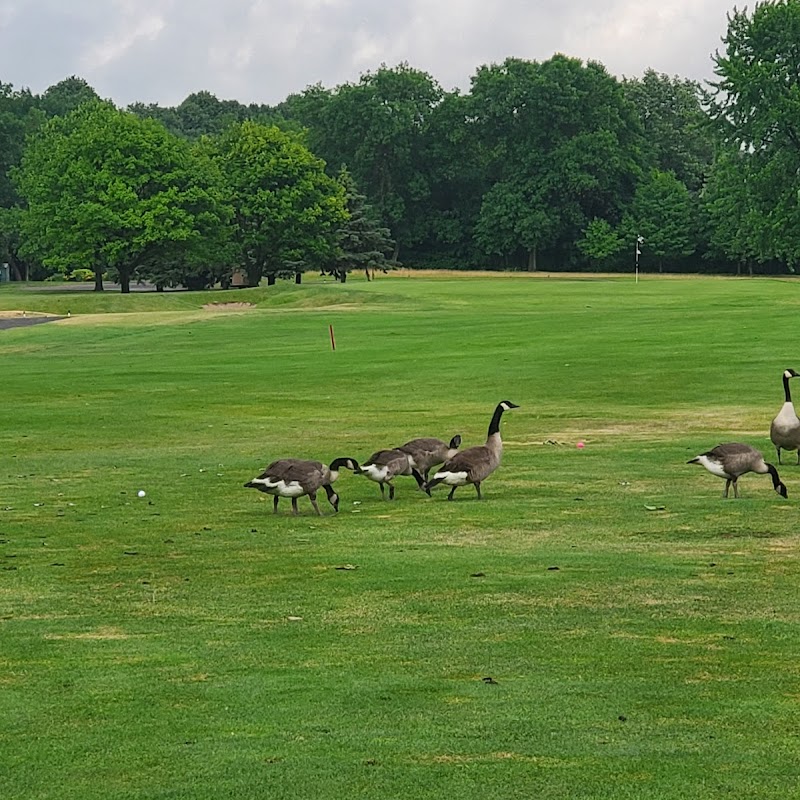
{"left": 0, "top": 0, "right": 734, "bottom": 107}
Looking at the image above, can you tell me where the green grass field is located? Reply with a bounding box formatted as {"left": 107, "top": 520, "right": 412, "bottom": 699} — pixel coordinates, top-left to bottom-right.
{"left": 2, "top": 273, "right": 800, "bottom": 799}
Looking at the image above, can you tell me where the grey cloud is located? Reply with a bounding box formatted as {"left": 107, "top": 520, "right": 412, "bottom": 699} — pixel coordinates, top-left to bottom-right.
{"left": 0, "top": 0, "right": 734, "bottom": 106}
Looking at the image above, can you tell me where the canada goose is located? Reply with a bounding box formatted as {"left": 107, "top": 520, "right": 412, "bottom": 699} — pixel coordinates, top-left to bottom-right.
{"left": 244, "top": 457, "right": 359, "bottom": 515}
{"left": 687, "top": 443, "right": 787, "bottom": 498}
{"left": 426, "top": 401, "right": 519, "bottom": 500}
{"left": 770, "top": 368, "right": 800, "bottom": 464}
{"left": 358, "top": 448, "right": 425, "bottom": 499}
{"left": 398, "top": 434, "right": 462, "bottom": 482}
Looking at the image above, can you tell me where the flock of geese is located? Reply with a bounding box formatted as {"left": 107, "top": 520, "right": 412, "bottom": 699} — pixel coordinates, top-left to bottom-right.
{"left": 689, "top": 368, "right": 799, "bottom": 499}
{"left": 244, "top": 401, "right": 518, "bottom": 515}
{"left": 244, "top": 371, "right": 800, "bottom": 515}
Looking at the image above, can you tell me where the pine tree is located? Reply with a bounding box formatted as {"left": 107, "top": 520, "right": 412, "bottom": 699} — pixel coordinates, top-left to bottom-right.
{"left": 333, "top": 168, "right": 395, "bottom": 282}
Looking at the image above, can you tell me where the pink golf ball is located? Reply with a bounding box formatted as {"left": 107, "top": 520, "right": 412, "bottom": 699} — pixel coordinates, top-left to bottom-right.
{"left": 576, "top": 441, "right": 585, "bottom": 449}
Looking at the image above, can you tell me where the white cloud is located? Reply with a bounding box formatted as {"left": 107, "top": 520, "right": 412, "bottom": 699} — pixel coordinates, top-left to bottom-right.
{"left": 81, "top": 13, "right": 166, "bottom": 70}
{"left": 0, "top": 0, "right": 736, "bottom": 106}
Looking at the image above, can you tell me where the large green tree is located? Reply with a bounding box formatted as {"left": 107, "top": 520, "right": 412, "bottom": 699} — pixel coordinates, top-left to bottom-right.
{"left": 622, "top": 69, "right": 714, "bottom": 192}
{"left": 0, "top": 82, "right": 43, "bottom": 209}
{"left": 130, "top": 91, "right": 289, "bottom": 140}
{"left": 470, "top": 55, "right": 645, "bottom": 270}
{"left": 577, "top": 218, "right": 624, "bottom": 271}
{"left": 709, "top": 0, "right": 800, "bottom": 266}
{"left": 0, "top": 207, "right": 25, "bottom": 280}
{"left": 621, "top": 170, "right": 695, "bottom": 272}
{"left": 38, "top": 76, "right": 99, "bottom": 118}
{"left": 14, "top": 101, "right": 233, "bottom": 292}
{"left": 0, "top": 83, "right": 44, "bottom": 279}
{"left": 285, "top": 64, "right": 442, "bottom": 258}
{"left": 413, "top": 90, "right": 488, "bottom": 266}
{"left": 212, "top": 121, "right": 347, "bottom": 286}
{"left": 702, "top": 148, "right": 771, "bottom": 274}
{"left": 331, "top": 169, "right": 395, "bottom": 282}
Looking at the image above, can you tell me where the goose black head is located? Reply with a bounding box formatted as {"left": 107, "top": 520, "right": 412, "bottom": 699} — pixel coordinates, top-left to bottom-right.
{"left": 499, "top": 401, "right": 520, "bottom": 411}
{"left": 785, "top": 369, "right": 800, "bottom": 379}
{"left": 449, "top": 434, "right": 462, "bottom": 449}
{"left": 766, "top": 463, "right": 789, "bottom": 498}
{"left": 330, "top": 457, "right": 360, "bottom": 472}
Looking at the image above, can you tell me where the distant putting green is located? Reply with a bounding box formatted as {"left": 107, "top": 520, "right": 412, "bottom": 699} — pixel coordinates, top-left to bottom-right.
{"left": 1, "top": 272, "right": 799, "bottom": 799}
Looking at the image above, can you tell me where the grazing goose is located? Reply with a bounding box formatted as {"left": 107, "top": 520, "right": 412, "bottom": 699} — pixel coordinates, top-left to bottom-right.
{"left": 770, "top": 368, "right": 800, "bottom": 464}
{"left": 244, "top": 457, "right": 359, "bottom": 515}
{"left": 425, "top": 401, "right": 519, "bottom": 500}
{"left": 398, "top": 434, "right": 462, "bottom": 482}
{"left": 358, "top": 448, "right": 425, "bottom": 499}
{"left": 687, "top": 443, "right": 787, "bottom": 499}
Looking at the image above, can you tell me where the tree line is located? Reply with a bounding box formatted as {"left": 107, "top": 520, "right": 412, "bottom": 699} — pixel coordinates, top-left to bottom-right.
{"left": 1, "top": 0, "right": 799, "bottom": 289}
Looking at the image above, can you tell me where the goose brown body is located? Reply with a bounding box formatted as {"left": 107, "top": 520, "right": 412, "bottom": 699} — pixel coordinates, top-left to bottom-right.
{"left": 687, "top": 443, "right": 787, "bottom": 498}
{"left": 770, "top": 369, "right": 800, "bottom": 464}
{"left": 359, "top": 448, "right": 424, "bottom": 499}
{"left": 244, "top": 457, "right": 359, "bottom": 514}
{"left": 426, "top": 401, "right": 518, "bottom": 500}
{"left": 398, "top": 435, "right": 462, "bottom": 481}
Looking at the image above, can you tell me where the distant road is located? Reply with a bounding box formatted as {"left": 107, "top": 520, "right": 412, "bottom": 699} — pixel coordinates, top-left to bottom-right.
{"left": 16, "top": 281, "right": 170, "bottom": 293}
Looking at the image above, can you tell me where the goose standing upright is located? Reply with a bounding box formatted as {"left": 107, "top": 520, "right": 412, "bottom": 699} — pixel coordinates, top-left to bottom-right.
{"left": 426, "top": 401, "right": 519, "bottom": 500}
{"left": 398, "top": 434, "right": 462, "bottom": 482}
{"left": 770, "top": 368, "right": 800, "bottom": 464}
{"left": 687, "top": 443, "right": 787, "bottom": 498}
{"left": 358, "top": 448, "right": 425, "bottom": 499}
{"left": 244, "top": 457, "right": 359, "bottom": 515}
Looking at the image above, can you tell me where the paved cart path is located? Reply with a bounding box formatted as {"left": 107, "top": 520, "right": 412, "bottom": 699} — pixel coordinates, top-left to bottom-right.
{"left": 0, "top": 315, "right": 63, "bottom": 330}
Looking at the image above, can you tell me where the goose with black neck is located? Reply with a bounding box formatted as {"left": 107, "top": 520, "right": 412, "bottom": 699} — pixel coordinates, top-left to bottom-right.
{"left": 244, "top": 457, "right": 359, "bottom": 515}
{"left": 770, "top": 368, "right": 800, "bottom": 464}
{"left": 425, "top": 401, "right": 519, "bottom": 500}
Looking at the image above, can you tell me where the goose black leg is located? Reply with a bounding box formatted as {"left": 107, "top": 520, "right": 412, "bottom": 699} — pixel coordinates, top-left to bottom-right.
{"left": 291, "top": 497, "right": 299, "bottom": 515}
{"left": 723, "top": 479, "right": 731, "bottom": 498}
{"left": 732, "top": 480, "right": 739, "bottom": 499}
{"left": 474, "top": 482, "right": 482, "bottom": 500}
{"left": 447, "top": 486, "right": 457, "bottom": 501}
{"left": 388, "top": 483, "right": 395, "bottom": 500}
{"left": 379, "top": 483, "right": 386, "bottom": 500}
{"left": 273, "top": 496, "right": 279, "bottom": 514}
{"left": 309, "top": 492, "right": 322, "bottom": 516}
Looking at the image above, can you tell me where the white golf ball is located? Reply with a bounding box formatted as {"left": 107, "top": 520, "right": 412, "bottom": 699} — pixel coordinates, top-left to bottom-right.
{"left": 137, "top": 490, "right": 146, "bottom": 498}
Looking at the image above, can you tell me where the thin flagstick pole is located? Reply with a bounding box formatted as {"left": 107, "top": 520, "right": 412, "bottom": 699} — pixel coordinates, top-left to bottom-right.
{"left": 329, "top": 324, "right": 336, "bottom": 351}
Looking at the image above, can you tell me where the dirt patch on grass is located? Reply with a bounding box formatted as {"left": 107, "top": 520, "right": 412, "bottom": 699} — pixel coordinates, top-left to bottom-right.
{"left": 43, "top": 626, "right": 132, "bottom": 641}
